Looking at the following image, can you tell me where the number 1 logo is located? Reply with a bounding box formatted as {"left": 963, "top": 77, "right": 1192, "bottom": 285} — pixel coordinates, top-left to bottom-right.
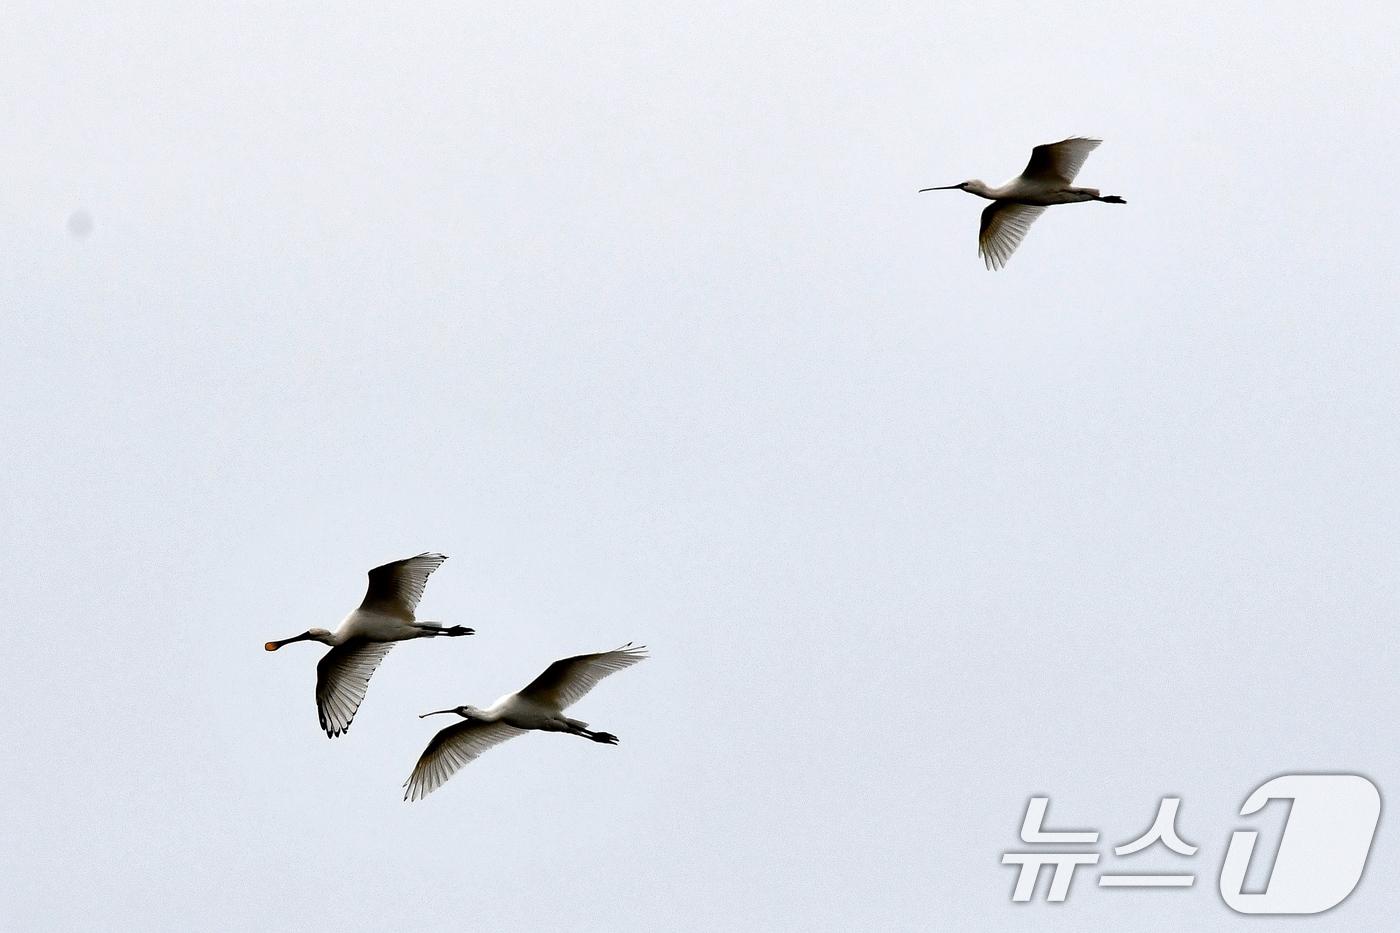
{"left": 1219, "top": 774, "right": 1381, "bottom": 915}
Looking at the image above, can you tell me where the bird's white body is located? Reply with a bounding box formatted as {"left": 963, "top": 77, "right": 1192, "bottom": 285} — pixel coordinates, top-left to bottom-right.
{"left": 472, "top": 693, "right": 589, "bottom": 733}
{"left": 328, "top": 608, "right": 445, "bottom": 645}
{"left": 265, "top": 552, "right": 474, "bottom": 737}
{"left": 404, "top": 644, "right": 648, "bottom": 801}
{"left": 963, "top": 177, "right": 1106, "bottom": 206}
{"left": 921, "top": 137, "right": 1125, "bottom": 269}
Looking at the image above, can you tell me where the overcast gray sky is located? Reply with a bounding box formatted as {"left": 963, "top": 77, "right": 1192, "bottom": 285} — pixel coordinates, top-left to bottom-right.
{"left": 3, "top": 3, "right": 1398, "bottom": 930}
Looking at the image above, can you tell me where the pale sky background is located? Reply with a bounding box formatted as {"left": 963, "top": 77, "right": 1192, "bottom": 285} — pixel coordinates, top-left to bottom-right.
{"left": 3, "top": 3, "right": 1398, "bottom": 931}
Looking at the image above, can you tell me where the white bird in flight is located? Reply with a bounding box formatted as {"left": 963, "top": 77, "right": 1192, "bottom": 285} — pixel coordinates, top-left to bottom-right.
{"left": 920, "top": 137, "right": 1126, "bottom": 269}
{"left": 265, "top": 552, "right": 473, "bottom": 738}
{"left": 404, "top": 643, "right": 648, "bottom": 801}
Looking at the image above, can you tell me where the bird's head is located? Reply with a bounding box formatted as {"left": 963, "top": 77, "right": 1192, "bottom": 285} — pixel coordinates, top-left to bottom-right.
{"left": 420, "top": 705, "right": 481, "bottom": 720}
{"left": 264, "top": 627, "right": 334, "bottom": 651}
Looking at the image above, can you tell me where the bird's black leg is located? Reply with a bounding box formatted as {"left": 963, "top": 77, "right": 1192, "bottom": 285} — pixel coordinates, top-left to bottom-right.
{"left": 566, "top": 726, "right": 620, "bottom": 744}
{"left": 414, "top": 622, "right": 475, "bottom": 637}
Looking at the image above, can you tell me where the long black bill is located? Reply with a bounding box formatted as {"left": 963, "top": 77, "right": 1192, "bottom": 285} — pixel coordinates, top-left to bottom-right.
{"left": 918, "top": 184, "right": 961, "bottom": 192}
{"left": 264, "top": 632, "right": 313, "bottom": 651}
{"left": 419, "top": 709, "right": 459, "bottom": 719}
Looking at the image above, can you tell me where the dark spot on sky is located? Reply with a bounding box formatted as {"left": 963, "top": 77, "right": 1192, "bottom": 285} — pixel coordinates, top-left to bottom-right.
{"left": 67, "top": 210, "right": 94, "bottom": 238}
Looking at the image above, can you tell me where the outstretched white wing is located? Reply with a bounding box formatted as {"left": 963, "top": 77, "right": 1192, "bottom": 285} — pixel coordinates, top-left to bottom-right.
{"left": 358, "top": 552, "right": 447, "bottom": 620}
{"left": 1020, "top": 137, "right": 1101, "bottom": 184}
{"left": 978, "top": 202, "right": 1046, "bottom": 270}
{"left": 315, "top": 639, "right": 394, "bottom": 737}
{"left": 403, "top": 720, "right": 528, "bottom": 801}
{"left": 517, "top": 644, "right": 648, "bottom": 711}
